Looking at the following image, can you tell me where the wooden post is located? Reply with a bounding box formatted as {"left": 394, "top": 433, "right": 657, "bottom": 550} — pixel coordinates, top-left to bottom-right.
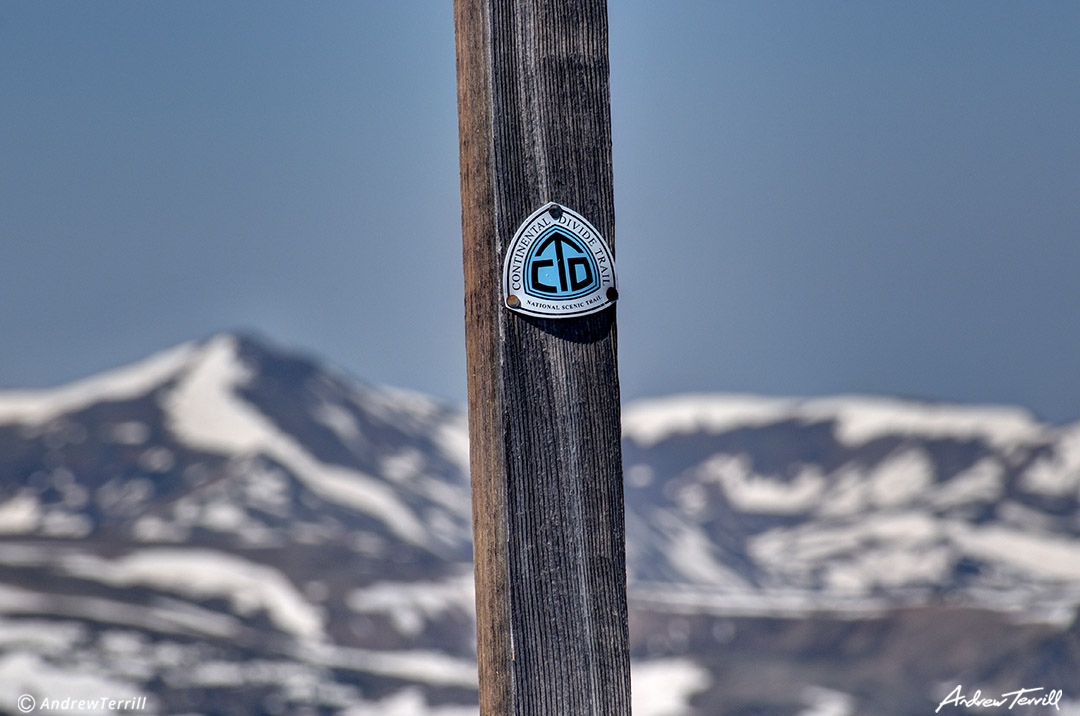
{"left": 454, "top": 1, "right": 631, "bottom": 715}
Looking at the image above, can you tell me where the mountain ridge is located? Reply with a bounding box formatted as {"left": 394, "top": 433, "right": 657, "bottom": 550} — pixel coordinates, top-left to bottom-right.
{"left": 1, "top": 331, "right": 1078, "bottom": 715}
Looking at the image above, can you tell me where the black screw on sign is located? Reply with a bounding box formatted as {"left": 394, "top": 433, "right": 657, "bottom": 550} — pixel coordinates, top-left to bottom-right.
{"left": 454, "top": 1, "right": 631, "bottom": 715}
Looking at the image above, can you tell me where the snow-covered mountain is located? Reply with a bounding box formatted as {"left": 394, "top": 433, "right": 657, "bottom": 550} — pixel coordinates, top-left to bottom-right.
{"left": 623, "top": 393, "right": 1080, "bottom": 612}
{"left": 621, "top": 394, "right": 1080, "bottom": 714}
{"left": 1, "top": 333, "right": 1078, "bottom": 715}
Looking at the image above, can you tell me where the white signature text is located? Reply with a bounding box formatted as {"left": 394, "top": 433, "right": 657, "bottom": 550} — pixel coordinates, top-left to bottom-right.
{"left": 936, "top": 685, "right": 1062, "bottom": 712}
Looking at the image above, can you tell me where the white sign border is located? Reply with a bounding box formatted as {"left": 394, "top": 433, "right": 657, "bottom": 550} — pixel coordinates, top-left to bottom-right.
{"left": 502, "top": 202, "right": 617, "bottom": 319}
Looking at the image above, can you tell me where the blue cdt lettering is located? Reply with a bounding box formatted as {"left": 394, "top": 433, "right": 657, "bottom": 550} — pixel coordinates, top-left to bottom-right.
{"left": 523, "top": 228, "right": 600, "bottom": 300}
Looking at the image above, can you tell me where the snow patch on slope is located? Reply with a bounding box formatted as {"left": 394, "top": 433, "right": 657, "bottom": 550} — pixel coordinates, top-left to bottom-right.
{"left": 632, "top": 659, "right": 712, "bottom": 716}
{"left": 806, "top": 396, "right": 1043, "bottom": 449}
{"left": 347, "top": 572, "right": 474, "bottom": 637}
{"left": 653, "top": 511, "right": 750, "bottom": 587}
{"left": 0, "top": 619, "right": 85, "bottom": 654}
{"left": 624, "top": 394, "right": 1048, "bottom": 450}
{"left": 749, "top": 511, "right": 953, "bottom": 592}
{"left": 798, "top": 686, "right": 855, "bottom": 716}
{"left": 160, "top": 335, "right": 267, "bottom": 453}
{"left": 948, "top": 524, "right": 1080, "bottom": 581}
{"left": 312, "top": 401, "right": 363, "bottom": 442}
{"left": 929, "top": 458, "right": 1005, "bottom": 508}
{"left": 0, "top": 492, "right": 42, "bottom": 534}
{"left": 865, "top": 448, "right": 935, "bottom": 508}
{"left": 1021, "top": 423, "right": 1080, "bottom": 497}
{"left": 698, "top": 455, "right": 826, "bottom": 514}
{"left": 61, "top": 548, "right": 324, "bottom": 640}
{"left": 0, "top": 342, "right": 197, "bottom": 425}
{"left": 436, "top": 414, "right": 471, "bottom": 474}
{"left": 749, "top": 504, "right": 1080, "bottom": 598}
{"left": 624, "top": 395, "right": 797, "bottom": 447}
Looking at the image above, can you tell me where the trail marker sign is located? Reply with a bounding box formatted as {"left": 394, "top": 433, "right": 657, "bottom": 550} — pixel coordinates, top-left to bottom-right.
{"left": 503, "top": 202, "right": 617, "bottom": 318}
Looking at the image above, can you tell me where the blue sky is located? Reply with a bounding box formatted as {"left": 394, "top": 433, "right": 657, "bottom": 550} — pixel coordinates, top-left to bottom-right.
{"left": 2, "top": 2, "right": 1079, "bottom": 423}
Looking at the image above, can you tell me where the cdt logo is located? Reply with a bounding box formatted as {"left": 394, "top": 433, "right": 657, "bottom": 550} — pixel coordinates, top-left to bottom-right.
{"left": 524, "top": 229, "right": 598, "bottom": 299}
{"left": 503, "top": 203, "right": 617, "bottom": 318}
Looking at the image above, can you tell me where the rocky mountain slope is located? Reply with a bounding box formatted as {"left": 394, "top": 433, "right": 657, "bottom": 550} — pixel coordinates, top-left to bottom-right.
{"left": 621, "top": 393, "right": 1080, "bottom": 714}
{"left": 1, "top": 333, "right": 1078, "bottom": 715}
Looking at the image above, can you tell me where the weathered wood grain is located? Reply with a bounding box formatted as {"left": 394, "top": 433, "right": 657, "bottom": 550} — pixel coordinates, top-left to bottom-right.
{"left": 454, "top": 1, "right": 631, "bottom": 714}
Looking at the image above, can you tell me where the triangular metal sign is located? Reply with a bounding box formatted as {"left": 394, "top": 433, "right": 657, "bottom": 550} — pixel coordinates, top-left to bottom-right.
{"left": 502, "top": 202, "right": 617, "bottom": 318}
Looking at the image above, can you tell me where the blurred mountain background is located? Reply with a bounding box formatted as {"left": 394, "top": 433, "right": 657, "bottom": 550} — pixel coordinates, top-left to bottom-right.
{"left": 1, "top": 333, "right": 1078, "bottom": 715}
